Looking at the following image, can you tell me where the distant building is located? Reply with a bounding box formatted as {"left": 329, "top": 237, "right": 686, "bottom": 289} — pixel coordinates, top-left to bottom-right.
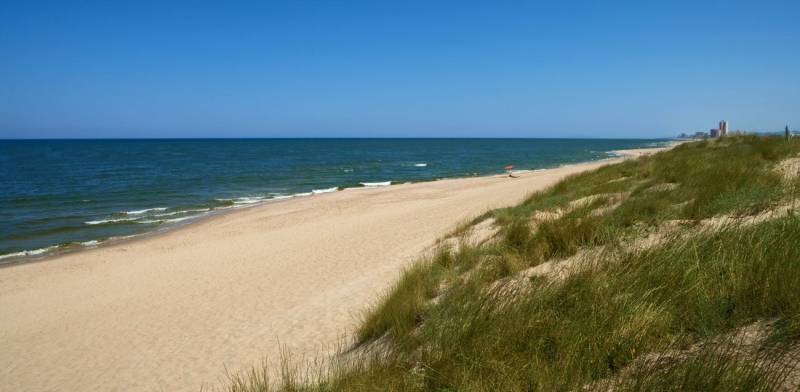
{"left": 694, "top": 131, "right": 707, "bottom": 139}
{"left": 706, "top": 120, "right": 729, "bottom": 138}
{"left": 719, "top": 120, "right": 728, "bottom": 136}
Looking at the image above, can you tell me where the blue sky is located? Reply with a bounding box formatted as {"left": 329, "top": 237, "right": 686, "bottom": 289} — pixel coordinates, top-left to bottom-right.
{"left": 0, "top": 1, "right": 798, "bottom": 139}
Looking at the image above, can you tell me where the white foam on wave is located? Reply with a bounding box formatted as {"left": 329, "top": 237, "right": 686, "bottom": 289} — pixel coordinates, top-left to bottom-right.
{"left": 312, "top": 187, "right": 338, "bottom": 194}
{"left": 125, "top": 207, "right": 168, "bottom": 215}
{"left": 139, "top": 215, "right": 199, "bottom": 224}
{"left": 361, "top": 181, "right": 391, "bottom": 187}
{"left": 152, "top": 208, "right": 211, "bottom": 217}
{"left": 295, "top": 192, "right": 313, "bottom": 197}
{"left": 0, "top": 246, "right": 57, "bottom": 260}
{"left": 413, "top": 163, "right": 428, "bottom": 167}
{"left": 236, "top": 198, "right": 264, "bottom": 204}
{"left": 0, "top": 239, "right": 113, "bottom": 261}
{"left": 28, "top": 247, "right": 52, "bottom": 255}
{"left": 85, "top": 217, "right": 140, "bottom": 225}
{"left": 272, "top": 195, "right": 293, "bottom": 200}
{"left": 233, "top": 197, "right": 266, "bottom": 205}
{"left": 0, "top": 251, "right": 27, "bottom": 260}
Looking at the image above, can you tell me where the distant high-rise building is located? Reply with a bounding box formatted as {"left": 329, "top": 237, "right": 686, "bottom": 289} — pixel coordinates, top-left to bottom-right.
{"left": 718, "top": 120, "right": 728, "bottom": 136}
{"left": 710, "top": 128, "right": 719, "bottom": 138}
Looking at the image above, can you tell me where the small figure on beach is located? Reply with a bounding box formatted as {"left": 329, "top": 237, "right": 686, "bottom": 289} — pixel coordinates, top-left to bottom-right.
{"left": 787, "top": 125, "right": 791, "bottom": 141}
{"left": 505, "top": 165, "right": 518, "bottom": 178}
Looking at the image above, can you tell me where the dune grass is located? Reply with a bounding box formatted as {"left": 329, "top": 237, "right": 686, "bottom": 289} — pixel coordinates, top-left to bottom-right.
{"left": 225, "top": 135, "right": 800, "bottom": 391}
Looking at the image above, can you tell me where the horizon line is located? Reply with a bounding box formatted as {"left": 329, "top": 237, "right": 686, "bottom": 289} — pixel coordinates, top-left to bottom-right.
{"left": 0, "top": 136, "right": 674, "bottom": 141}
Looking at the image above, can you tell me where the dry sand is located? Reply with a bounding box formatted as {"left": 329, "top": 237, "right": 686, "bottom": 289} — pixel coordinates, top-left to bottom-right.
{"left": 0, "top": 147, "right": 664, "bottom": 391}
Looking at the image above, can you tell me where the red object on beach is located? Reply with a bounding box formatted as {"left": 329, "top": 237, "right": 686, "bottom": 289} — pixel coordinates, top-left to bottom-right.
{"left": 504, "top": 165, "right": 514, "bottom": 171}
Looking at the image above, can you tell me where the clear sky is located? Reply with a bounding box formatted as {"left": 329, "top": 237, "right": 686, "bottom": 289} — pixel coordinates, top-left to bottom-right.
{"left": 1, "top": 1, "right": 798, "bottom": 139}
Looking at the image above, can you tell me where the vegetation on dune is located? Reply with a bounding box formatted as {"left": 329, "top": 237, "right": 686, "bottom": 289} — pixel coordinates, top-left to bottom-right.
{"left": 224, "top": 135, "right": 800, "bottom": 391}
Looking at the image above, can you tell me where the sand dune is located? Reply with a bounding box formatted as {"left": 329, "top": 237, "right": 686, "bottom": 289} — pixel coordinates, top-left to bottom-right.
{"left": 0, "top": 148, "right": 663, "bottom": 391}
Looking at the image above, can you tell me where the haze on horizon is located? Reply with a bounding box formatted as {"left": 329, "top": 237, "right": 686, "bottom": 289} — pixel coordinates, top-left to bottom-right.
{"left": 1, "top": 1, "right": 798, "bottom": 139}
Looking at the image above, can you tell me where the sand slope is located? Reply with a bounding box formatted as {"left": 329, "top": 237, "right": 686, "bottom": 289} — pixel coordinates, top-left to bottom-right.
{"left": 0, "top": 149, "right": 661, "bottom": 391}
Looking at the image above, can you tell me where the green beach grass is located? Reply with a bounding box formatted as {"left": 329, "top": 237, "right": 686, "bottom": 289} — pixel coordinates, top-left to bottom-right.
{"left": 224, "top": 135, "right": 800, "bottom": 391}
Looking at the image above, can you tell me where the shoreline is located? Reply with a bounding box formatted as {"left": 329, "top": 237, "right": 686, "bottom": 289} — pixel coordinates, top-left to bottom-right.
{"left": 0, "top": 143, "right": 672, "bottom": 267}
{"left": 0, "top": 145, "right": 671, "bottom": 391}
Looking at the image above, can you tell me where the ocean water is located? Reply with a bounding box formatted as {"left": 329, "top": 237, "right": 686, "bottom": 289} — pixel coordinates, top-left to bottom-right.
{"left": 0, "top": 138, "right": 666, "bottom": 262}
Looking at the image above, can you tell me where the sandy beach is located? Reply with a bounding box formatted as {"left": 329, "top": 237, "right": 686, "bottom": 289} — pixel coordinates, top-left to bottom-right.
{"left": 0, "top": 147, "right": 664, "bottom": 391}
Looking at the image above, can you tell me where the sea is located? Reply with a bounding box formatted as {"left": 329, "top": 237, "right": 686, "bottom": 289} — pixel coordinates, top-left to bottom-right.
{"left": 0, "top": 138, "right": 668, "bottom": 262}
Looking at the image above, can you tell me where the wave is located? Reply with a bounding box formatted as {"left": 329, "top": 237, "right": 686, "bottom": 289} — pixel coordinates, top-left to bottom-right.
{"left": 0, "top": 246, "right": 57, "bottom": 261}
{"left": 294, "top": 192, "right": 313, "bottom": 197}
{"left": 216, "top": 194, "right": 301, "bottom": 206}
{"left": 152, "top": 208, "right": 211, "bottom": 217}
{"left": 1, "top": 238, "right": 106, "bottom": 262}
{"left": 138, "top": 215, "right": 199, "bottom": 224}
{"left": 85, "top": 217, "right": 140, "bottom": 225}
{"left": 235, "top": 197, "right": 266, "bottom": 204}
{"left": 413, "top": 163, "right": 428, "bottom": 167}
{"left": 312, "top": 187, "right": 338, "bottom": 194}
{"left": 124, "top": 207, "right": 168, "bottom": 215}
{"left": 361, "top": 181, "right": 391, "bottom": 187}
{"left": 215, "top": 196, "right": 268, "bottom": 206}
